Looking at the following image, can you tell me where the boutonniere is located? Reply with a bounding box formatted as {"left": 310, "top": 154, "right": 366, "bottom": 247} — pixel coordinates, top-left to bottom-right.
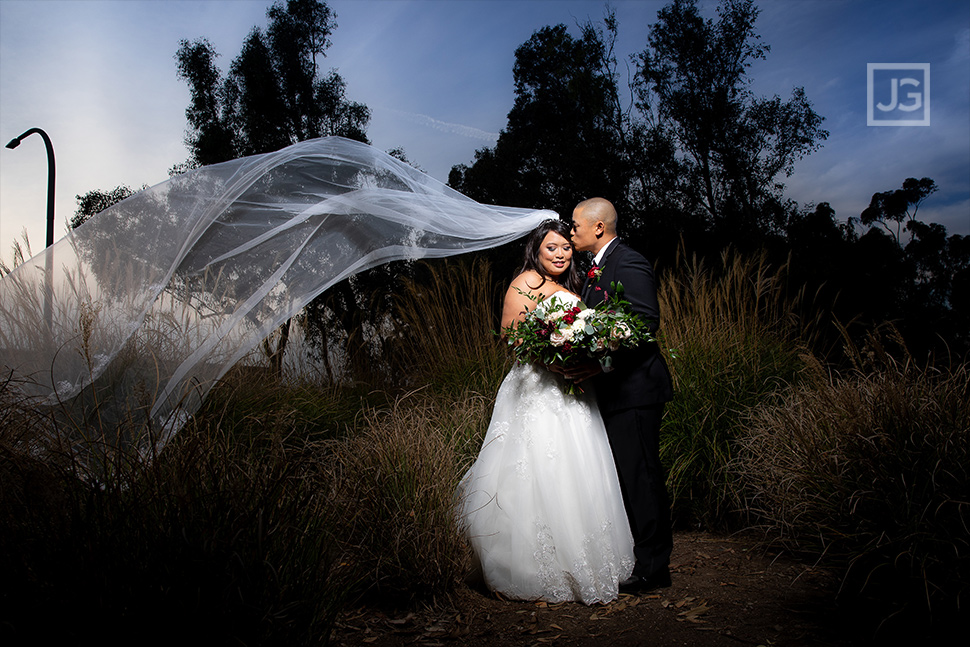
{"left": 587, "top": 265, "right": 603, "bottom": 281}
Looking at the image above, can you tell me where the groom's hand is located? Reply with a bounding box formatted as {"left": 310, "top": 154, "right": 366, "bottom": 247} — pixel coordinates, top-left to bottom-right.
{"left": 558, "top": 360, "right": 602, "bottom": 383}
{"left": 546, "top": 360, "right": 567, "bottom": 375}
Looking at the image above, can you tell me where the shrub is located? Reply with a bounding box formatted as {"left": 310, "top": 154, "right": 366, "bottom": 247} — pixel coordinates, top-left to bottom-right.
{"left": 0, "top": 375, "right": 354, "bottom": 646}
{"left": 658, "top": 249, "right": 807, "bottom": 527}
{"left": 733, "top": 328, "right": 970, "bottom": 634}
{"left": 327, "top": 392, "right": 474, "bottom": 604}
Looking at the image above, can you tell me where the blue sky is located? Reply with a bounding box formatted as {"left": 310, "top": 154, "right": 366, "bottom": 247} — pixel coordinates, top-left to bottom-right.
{"left": 1, "top": 0, "right": 968, "bottom": 254}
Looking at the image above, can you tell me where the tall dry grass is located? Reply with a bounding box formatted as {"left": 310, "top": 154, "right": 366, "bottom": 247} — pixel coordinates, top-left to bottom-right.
{"left": 326, "top": 391, "right": 476, "bottom": 604}
{"left": 658, "top": 249, "right": 808, "bottom": 526}
{"left": 732, "top": 326, "right": 970, "bottom": 634}
{"left": 392, "top": 256, "right": 512, "bottom": 399}
{"left": 0, "top": 252, "right": 509, "bottom": 642}
{"left": 0, "top": 374, "right": 353, "bottom": 646}
{"left": 5, "top": 240, "right": 969, "bottom": 642}
{"left": 315, "top": 256, "right": 512, "bottom": 602}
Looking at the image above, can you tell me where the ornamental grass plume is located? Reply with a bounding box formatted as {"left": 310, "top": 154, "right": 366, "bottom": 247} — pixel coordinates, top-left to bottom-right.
{"left": 657, "top": 248, "right": 808, "bottom": 527}
{"left": 732, "top": 325, "right": 970, "bottom": 637}
{"left": 393, "top": 256, "right": 512, "bottom": 397}
{"left": 327, "top": 390, "right": 473, "bottom": 604}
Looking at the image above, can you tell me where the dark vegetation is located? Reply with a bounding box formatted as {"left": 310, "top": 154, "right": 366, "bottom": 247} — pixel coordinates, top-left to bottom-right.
{"left": 5, "top": 0, "right": 966, "bottom": 644}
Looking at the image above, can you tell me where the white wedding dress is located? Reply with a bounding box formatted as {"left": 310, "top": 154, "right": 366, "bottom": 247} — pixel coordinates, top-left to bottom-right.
{"left": 457, "top": 293, "right": 634, "bottom": 604}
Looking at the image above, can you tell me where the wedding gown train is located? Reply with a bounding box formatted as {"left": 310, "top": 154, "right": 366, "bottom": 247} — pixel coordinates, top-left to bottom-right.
{"left": 457, "top": 293, "right": 634, "bottom": 604}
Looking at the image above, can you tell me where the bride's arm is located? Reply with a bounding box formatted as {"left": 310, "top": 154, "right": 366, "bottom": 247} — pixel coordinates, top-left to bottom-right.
{"left": 500, "top": 273, "right": 539, "bottom": 332}
{"left": 500, "top": 269, "right": 573, "bottom": 333}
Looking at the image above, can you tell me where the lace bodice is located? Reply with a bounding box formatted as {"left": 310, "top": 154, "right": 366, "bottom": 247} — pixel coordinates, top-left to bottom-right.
{"left": 540, "top": 290, "right": 581, "bottom": 307}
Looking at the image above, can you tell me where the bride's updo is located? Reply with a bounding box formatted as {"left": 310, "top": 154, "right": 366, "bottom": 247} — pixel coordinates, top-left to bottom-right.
{"left": 516, "top": 218, "right": 582, "bottom": 293}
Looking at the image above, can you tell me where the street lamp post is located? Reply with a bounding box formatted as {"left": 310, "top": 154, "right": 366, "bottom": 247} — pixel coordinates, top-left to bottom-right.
{"left": 6, "top": 128, "right": 56, "bottom": 331}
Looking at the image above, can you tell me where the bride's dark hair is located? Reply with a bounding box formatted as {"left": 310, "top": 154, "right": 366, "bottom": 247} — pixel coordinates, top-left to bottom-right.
{"left": 516, "top": 218, "right": 582, "bottom": 293}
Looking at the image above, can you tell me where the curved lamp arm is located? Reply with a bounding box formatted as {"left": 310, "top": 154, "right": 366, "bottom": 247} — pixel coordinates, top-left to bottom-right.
{"left": 6, "top": 127, "right": 56, "bottom": 247}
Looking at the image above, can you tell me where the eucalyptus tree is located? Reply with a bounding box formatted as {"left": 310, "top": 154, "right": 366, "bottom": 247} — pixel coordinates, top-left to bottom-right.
{"left": 175, "top": 0, "right": 369, "bottom": 168}
{"left": 856, "top": 177, "right": 968, "bottom": 356}
{"left": 450, "top": 18, "right": 630, "bottom": 218}
{"left": 633, "top": 0, "right": 828, "bottom": 238}
{"left": 859, "top": 176, "right": 938, "bottom": 246}
{"left": 174, "top": 0, "right": 371, "bottom": 376}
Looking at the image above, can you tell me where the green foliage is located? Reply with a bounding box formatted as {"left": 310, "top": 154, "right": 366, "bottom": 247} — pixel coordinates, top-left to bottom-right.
{"left": 658, "top": 249, "right": 808, "bottom": 527}
{"left": 502, "top": 286, "right": 654, "bottom": 386}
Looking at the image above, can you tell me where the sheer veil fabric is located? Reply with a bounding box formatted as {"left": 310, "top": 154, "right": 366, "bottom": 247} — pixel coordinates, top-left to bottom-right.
{"left": 0, "top": 136, "right": 553, "bottom": 448}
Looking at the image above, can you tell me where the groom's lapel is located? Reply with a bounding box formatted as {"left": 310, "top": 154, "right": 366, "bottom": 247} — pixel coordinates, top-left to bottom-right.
{"left": 583, "top": 238, "right": 621, "bottom": 302}
{"left": 599, "top": 238, "right": 621, "bottom": 280}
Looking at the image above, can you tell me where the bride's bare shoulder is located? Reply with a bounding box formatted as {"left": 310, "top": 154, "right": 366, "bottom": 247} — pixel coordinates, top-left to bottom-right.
{"left": 506, "top": 271, "right": 578, "bottom": 303}
{"left": 511, "top": 270, "right": 569, "bottom": 300}
{"left": 509, "top": 270, "right": 543, "bottom": 291}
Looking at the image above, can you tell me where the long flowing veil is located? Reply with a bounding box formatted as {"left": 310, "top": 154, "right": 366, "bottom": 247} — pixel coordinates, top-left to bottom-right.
{"left": 0, "top": 136, "right": 553, "bottom": 450}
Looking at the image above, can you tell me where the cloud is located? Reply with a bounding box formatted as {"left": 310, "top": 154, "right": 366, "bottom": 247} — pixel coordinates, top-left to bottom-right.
{"left": 384, "top": 108, "right": 499, "bottom": 144}
{"left": 951, "top": 27, "right": 970, "bottom": 63}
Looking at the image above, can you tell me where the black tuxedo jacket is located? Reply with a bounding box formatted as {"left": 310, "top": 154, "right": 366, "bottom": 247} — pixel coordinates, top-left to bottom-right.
{"left": 582, "top": 240, "right": 673, "bottom": 413}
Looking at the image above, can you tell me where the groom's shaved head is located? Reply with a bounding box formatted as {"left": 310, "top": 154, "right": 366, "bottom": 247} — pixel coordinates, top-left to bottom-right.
{"left": 574, "top": 198, "right": 617, "bottom": 235}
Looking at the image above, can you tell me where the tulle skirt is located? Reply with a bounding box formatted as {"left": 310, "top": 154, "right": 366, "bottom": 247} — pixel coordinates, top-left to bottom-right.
{"left": 457, "top": 362, "right": 634, "bottom": 604}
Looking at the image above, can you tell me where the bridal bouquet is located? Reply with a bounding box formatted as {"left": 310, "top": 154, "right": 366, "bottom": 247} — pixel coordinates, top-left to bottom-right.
{"left": 503, "top": 283, "right": 655, "bottom": 393}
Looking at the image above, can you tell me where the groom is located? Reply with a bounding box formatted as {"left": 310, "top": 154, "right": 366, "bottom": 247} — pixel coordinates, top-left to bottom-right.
{"left": 568, "top": 197, "right": 674, "bottom": 594}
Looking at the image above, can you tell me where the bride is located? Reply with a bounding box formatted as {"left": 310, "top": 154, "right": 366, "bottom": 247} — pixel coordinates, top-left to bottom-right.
{"left": 457, "top": 219, "right": 634, "bottom": 604}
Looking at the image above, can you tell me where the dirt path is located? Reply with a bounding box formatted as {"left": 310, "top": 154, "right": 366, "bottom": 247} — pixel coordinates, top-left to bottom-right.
{"left": 332, "top": 531, "right": 855, "bottom": 646}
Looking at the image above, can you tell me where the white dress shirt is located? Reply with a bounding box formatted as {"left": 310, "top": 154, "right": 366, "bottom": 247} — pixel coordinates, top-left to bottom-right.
{"left": 593, "top": 237, "right": 618, "bottom": 267}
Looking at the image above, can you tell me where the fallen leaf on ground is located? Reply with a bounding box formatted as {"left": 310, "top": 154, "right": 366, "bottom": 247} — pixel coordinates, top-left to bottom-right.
{"left": 677, "top": 600, "right": 710, "bottom": 624}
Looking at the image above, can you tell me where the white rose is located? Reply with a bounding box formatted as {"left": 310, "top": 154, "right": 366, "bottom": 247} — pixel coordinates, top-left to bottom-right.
{"left": 550, "top": 331, "right": 567, "bottom": 346}
{"left": 611, "top": 322, "right": 632, "bottom": 341}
